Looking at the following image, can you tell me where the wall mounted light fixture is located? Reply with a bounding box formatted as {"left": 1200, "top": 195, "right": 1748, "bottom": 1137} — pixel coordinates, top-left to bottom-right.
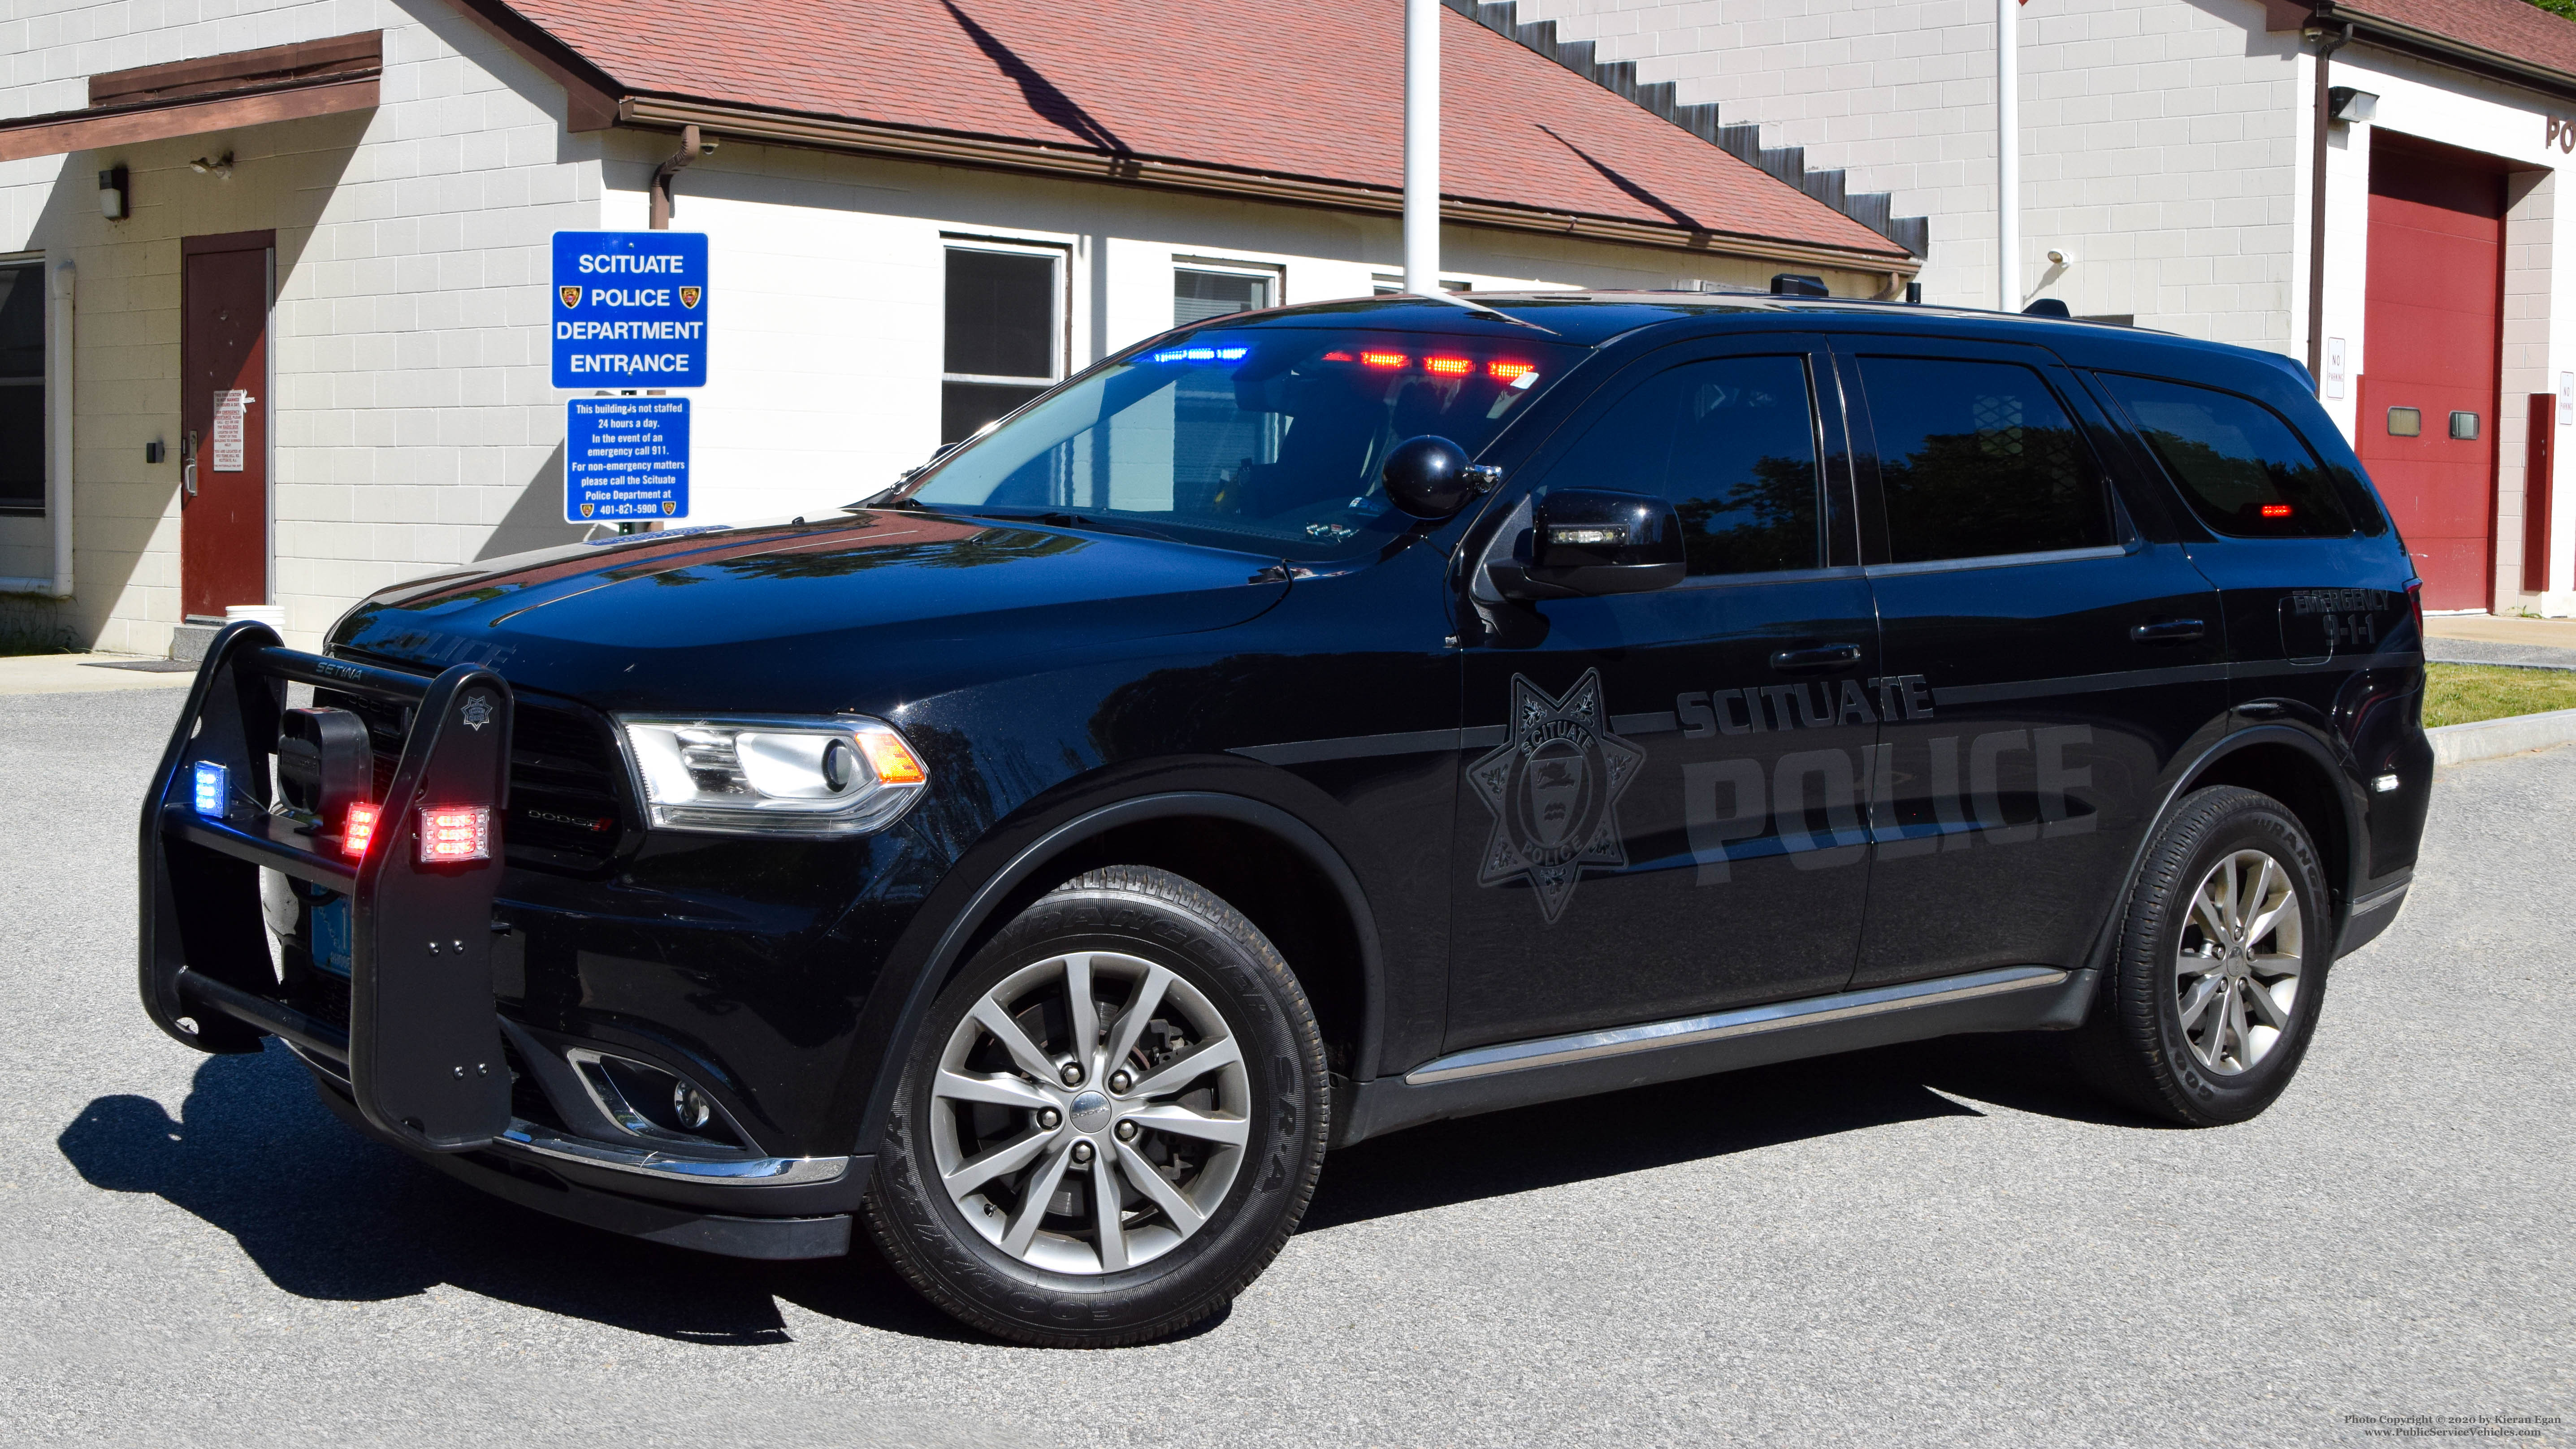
{"left": 187, "top": 152, "right": 234, "bottom": 179}
{"left": 98, "top": 165, "right": 128, "bottom": 220}
{"left": 2330, "top": 87, "right": 2379, "bottom": 123}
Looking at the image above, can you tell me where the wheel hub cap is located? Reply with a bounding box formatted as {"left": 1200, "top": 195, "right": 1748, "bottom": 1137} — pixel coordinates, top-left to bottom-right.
{"left": 1068, "top": 1090, "right": 1111, "bottom": 1134}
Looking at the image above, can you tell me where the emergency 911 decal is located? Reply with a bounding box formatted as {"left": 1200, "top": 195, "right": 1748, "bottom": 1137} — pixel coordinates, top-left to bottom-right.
{"left": 1468, "top": 671, "right": 1646, "bottom": 923}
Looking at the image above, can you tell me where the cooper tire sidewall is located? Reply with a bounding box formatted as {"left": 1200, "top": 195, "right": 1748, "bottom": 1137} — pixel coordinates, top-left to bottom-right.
{"left": 872, "top": 883, "right": 1320, "bottom": 1340}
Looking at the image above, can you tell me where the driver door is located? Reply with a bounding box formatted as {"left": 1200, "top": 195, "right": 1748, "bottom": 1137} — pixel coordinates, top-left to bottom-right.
{"left": 1443, "top": 337, "right": 1882, "bottom": 1053}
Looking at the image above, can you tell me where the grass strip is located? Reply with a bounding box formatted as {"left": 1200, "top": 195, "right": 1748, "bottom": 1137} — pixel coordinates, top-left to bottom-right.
{"left": 2423, "top": 662, "right": 2576, "bottom": 728}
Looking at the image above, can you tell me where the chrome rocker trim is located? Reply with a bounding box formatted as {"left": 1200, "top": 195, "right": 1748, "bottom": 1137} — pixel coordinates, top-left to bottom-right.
{"left": 495, "top": 1121, "right": 851, "bottom": 1186}
{"left": 1405, "top": 965, "right": 2071, "bottom": 1086}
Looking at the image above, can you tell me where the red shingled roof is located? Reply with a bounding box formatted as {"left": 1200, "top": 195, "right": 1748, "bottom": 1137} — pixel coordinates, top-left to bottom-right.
{"left": 488, "top": 0, "right": 1909, "bottom": 260}
{"left": 2335, "top": 0, "right": 2576, "bottom": 75}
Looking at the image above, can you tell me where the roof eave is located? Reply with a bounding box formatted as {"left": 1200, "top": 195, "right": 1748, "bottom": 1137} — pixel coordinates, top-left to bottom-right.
{"left": 613, "top": 94, "right": 1916, "bottom": 277}
{"left": 2279, "top": 0, "right": 2576, "bottom": 104}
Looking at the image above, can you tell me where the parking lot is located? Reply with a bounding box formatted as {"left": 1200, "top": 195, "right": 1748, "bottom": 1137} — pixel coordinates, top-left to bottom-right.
{"left": 2, "top": 680, "right": 2566, "bottom": 1448}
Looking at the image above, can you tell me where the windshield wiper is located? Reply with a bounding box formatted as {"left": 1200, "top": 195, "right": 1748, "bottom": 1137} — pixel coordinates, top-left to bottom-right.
{"left": 975, "top": 510, "right": 1185, "bottom": 544}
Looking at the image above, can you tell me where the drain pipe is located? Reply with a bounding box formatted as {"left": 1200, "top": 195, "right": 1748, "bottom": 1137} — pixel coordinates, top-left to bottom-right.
{"left": 2306, "top": 20, "right": 2351, "bottom": 393}
{"left": 2, "top": 258, "right": 73, "bottom": 599}
{"left": 649, "top": 123, "right": 705, "bottom": 229}
{"left": 1403, "top": 0, "right": 1440, "bottom": 294}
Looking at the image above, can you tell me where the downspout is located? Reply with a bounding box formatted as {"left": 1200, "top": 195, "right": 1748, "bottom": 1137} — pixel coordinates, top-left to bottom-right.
{"left": 649, "top": 122, "right": 705, "bottom": 229}
{"left": 3, "top": 257, "right": 73, "bottom": 599}
{"left": 2306, "top": 21, "right": 2351, "bottom": 392}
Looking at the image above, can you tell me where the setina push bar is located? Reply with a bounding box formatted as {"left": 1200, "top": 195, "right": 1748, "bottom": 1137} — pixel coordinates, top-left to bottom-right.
{"left": 139, "top": 619, "right": 515, "bottom": 1153}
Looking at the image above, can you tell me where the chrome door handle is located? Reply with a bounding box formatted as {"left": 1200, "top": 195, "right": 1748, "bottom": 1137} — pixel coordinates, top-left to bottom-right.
{"left": 1770, "top": 643, "right": 1864, "bottom": 673}
{"left": 182, "top": 430, "right": 199, "bottom": 498}
{"left": 2130, "top": 618, "right": 2205, "bottom": 643}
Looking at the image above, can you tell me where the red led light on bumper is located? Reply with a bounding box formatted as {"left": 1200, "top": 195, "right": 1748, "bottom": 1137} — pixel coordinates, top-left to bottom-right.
{"left": 418, "top": 805, "right": 491, "bottom": 863}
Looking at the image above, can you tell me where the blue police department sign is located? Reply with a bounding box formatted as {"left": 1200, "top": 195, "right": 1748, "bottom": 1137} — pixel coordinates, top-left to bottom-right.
{"left": 551, "top": 231, "right": 708, "bottom": 389}
{"left": 566, "top": 397, "right": 689, "bottom": 522}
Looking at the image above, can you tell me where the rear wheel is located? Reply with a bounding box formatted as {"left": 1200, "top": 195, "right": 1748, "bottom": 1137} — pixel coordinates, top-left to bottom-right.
{"left": 2074, "top": 785, "right": 2331, "bottom": 1127}
{"left": 862, "top": 865, "right": 1329, "bottom": 1346}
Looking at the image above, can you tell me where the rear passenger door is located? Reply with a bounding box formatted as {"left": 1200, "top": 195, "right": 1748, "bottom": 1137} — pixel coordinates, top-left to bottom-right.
{"left": 1835, "top": 338, "right": 2227, "bottom": 988}
{"left": 1445, "top": 337, "right": 1881, "bottom": 1051}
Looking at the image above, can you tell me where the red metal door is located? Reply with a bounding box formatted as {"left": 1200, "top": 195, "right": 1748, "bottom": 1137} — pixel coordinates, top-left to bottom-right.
{"left": 2359, "top": 137, "right": 2505, "bottom": 612}
{"left": 180, "top": 232, "right": 272, "bottom": 619}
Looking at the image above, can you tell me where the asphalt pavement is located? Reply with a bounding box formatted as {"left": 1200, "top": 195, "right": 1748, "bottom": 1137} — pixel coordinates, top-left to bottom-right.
{"left": 1, "top": 684, "right": 2566, "bottom": 1448}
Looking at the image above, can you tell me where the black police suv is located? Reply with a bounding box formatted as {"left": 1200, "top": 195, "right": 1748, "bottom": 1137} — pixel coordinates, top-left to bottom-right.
{"left": 141, "top": 292, "right": 2430, "bottom": 1347}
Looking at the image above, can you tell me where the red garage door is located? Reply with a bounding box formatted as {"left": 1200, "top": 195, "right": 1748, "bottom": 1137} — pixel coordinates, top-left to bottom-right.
{"left": 2359, "top": 134, "right": 2507, "bottom": 612}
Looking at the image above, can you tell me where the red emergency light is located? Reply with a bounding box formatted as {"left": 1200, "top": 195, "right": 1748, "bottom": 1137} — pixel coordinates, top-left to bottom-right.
{"left": 1359, "top": 351, "right": 1408, "bottom": 369}
{"left": 418, "top": 805, "right": 491, "bottom": 863}
{"left": 1322, "top": 351, "right": 1355, "bottom": 362}
{"left": 1424, "top": 356, "right": 1473, "bottom": 376}
{"left": 2261, "top": 503, "right": 2293, "bottom": 518}
{"left": 342, "top": 801, "right": 380, "bottom": 860}
{"left": 1488, "top": 361, "right": 1535, "bottom": 381}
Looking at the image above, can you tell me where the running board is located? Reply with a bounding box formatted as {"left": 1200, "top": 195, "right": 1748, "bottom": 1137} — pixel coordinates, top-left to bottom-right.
{"left": 1333, "top": 965, "right": 2095, "bottom": 1147}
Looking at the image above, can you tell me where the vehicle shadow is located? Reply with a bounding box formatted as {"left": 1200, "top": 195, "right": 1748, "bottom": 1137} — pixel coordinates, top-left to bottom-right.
{"left": 57, "top": 1032, "right": 2153, "bottom": 1345}
{"left": 54, "top": 1041, "right": 970, "bottom": 1345}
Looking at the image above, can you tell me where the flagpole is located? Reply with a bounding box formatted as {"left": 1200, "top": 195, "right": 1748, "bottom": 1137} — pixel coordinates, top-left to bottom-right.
{"left": 1404, "top": 0, "right": 1440, "bottom": 294}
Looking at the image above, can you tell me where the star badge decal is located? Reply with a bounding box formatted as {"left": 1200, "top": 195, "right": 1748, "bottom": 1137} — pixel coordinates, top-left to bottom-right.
{"left": 1467, "top": 670, "right": 1646, "bottom": 923}
{"left": 459, "top": 693, "right": 494, "bottom": 732}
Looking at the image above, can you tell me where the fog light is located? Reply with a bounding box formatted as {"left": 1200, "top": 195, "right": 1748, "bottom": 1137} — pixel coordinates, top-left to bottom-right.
{"left": 673, "top": 1083, "right": 713, "bottom": 1131}
{"left": 191, "top": 761, "right": 227, "bottom": 818}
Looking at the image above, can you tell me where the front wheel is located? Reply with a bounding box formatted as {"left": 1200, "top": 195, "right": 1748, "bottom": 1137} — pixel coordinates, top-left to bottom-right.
{"left": 862, "top": 865, "right": 1329, "bottom": 1346}
{"left": 2074, "top": 785, "right": 2332, "bottom": 1127}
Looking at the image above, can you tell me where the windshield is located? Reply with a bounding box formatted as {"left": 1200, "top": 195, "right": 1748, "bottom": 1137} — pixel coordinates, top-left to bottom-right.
{"left": 899, "top": 327, "right": 1589, "bottom": 559}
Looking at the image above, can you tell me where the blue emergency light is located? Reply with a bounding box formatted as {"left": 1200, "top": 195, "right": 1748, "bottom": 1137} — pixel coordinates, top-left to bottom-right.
{"left": 192, "top": 761, "right": 227, "bottom": 818}
{"left": 1149, "top": 346, "right": 1249, "bottom": 363}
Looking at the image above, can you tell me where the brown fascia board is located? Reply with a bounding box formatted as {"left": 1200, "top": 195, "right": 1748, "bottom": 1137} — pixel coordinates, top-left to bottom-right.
{"left": 2266, "top": 0, "right": 2576, "bottom": 104}
{"left": 616, "top": 95, "right": 1916, "bottom": 276}
{"left": 442, "top": 0, "right": 622, "bottom": 131}
{"left": 89, "top": 30, "right": 380, "bottom": 107}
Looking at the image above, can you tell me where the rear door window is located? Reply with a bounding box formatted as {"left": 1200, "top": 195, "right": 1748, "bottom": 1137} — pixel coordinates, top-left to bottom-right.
{"left": 1856, "top": 357, "right": 2114, "bottom": 563}
{"left": 2095, "top": 373, "right": 2357, "bottom": 538}
{"left": 1546, "top": 355, "right": 1826, "bottom": 575}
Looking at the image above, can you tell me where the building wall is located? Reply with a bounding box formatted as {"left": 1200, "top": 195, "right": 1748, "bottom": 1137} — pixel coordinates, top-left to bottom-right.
{"left": 0, "top": 0, "right": 1894, "bottom": 653}
{"left": 1515, "top": 0, "right": 2307, "bottom": 346}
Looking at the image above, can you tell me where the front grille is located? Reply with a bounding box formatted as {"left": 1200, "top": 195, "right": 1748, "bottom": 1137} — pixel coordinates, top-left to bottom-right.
{"left": 315, "top": 682, "right": 630, "bottom": 872}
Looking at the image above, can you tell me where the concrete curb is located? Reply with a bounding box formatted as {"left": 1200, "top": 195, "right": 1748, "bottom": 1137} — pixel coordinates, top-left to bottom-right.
{"left": 2430, "top": 706, "right": 2576, "bottom": 766}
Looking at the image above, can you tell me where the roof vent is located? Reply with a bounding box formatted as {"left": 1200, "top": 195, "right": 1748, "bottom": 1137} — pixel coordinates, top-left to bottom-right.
{"left": 1770, "top": 274, "right": 1829, "bottom": 298}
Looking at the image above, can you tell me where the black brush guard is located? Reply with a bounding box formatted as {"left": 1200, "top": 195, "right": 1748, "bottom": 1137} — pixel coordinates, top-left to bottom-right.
{"left": 139, "top": 619, "right": 514, "bottom": 1152}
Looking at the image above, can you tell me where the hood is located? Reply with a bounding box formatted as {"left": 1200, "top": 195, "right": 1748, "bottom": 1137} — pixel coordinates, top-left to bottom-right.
{"left": 329, "top": 510, "right": 1291, "bottom": 713}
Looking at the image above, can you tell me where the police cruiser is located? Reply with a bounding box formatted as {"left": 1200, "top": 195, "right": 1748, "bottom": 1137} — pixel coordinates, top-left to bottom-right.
{"left": 140, "top": 291, "right": 2431, "bottom": 1346}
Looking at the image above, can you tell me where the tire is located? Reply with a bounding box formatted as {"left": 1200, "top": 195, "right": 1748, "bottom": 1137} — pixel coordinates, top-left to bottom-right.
{"left": 862, "top": 865, "right": 1329, "bottom": 1347}
{"left": 2073, "top": 785, "right": 2333, "bottom": 1127}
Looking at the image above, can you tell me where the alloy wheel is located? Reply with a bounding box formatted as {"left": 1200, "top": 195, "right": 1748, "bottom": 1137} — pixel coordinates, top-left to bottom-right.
{"left": 2175, "top": 848, "right": 2304, "bottom": 1076}
{"left": 928, "top": 950, "right": 1251, "bottom": 1274}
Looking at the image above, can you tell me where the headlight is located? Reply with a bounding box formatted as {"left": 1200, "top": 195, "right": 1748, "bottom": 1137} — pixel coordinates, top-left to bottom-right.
{"left": 614, "top": 714, "right": 929, "bottom": 837}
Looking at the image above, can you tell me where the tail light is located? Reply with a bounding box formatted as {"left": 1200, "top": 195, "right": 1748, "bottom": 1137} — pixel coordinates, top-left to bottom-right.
{"left": 2406, "top": 578, "right": 2425, "bottom": 637}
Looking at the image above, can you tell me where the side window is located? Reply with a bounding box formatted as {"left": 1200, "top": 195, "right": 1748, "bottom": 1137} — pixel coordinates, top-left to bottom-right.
{"left": 2095, "top": 373, "right": 2356, "bottom": 538}
{"left": 1547, "top": 355, "right": 1825, "bottom": 576}
{"left": 1858, "top": 357, "right": 2112, "bottom": 563}
{"left": 0, "top": 259, "right": 41, "bottom": 516}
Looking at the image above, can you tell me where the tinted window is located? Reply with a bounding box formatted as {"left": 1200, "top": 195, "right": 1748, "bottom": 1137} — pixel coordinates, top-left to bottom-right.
{"left": 0, "top": 261, "right": 39, "bottom": 513}
{"left": 905, "top": 329, "right": 1584, "bottom": 561}
{"left": 1549, "top": 355, "right": 1823, "bottom": 575}
{"left": 2097, "top": 373, "right": 2355, "bottom": 538}
{"left": 1860, "top": 357, "right": 2111, "bottom": 562}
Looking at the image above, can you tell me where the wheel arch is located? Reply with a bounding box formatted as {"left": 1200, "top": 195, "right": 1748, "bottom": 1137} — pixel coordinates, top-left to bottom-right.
{"left": 841, "top": 790, "right": 1386, "bottom": 1157}
{"left": 2084, "top": 724, "right": 2365, "bottom": 978}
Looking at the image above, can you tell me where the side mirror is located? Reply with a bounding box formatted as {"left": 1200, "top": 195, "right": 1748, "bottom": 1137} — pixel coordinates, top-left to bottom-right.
{"left": 1487, "top": 489, "right": 1686, "bottom": 600}
{"left": 1381, "top": 435, "right": 1485, "bottom": 519}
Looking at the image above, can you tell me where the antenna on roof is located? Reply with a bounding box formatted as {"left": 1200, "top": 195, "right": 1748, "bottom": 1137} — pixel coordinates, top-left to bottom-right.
{"left": 1408, "top": 288, "right": 1562, "bottom": 335}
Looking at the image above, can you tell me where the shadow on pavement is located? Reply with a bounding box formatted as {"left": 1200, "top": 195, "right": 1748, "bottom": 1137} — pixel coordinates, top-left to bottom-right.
{"left": 56, "top": 1030, "right": 2153, "bottom": 1342}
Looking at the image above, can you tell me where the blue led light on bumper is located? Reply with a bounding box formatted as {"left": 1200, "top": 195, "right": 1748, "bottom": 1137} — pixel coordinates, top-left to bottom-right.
{"left": 191, "top": 761, "right": 227, "bottom": 818}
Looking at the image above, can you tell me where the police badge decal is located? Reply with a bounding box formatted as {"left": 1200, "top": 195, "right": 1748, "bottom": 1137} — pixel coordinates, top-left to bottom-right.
{"left": 1468, "top": 670, "right": 1645, "bottom": 923}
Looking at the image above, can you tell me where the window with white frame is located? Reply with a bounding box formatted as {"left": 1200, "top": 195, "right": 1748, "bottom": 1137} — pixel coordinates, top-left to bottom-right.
{"left": 942, "top": 241, "right": 1065, "bottom": 448}
{"left": 0, "top": 258, "right": 42, "bottom": 515}
{"left": 1173, "top": 262, "right": 1278, "bottom": 326}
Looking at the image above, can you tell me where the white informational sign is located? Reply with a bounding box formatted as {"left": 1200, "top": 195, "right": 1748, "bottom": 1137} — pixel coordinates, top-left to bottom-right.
{"left": 212, "top": 389, "right": 250, "bottom": 472}
{"left": 2324, "top": 338, "right": 2347, "bottom": 401}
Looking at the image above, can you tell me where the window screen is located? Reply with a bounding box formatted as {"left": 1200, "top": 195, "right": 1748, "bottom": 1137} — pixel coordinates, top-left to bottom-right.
{"left": 2097, "top": 373, "right": 2355, "bottom": 538}
{"left": 1174, "top": 268, "right": 1274, "bottom": 326}
{"left": 0, "top": 261, "right": 40, "bottom": 515}
{"left": 1546, "top": 355, "right": 1824, "bottom": 575}
{"left": 1859, "top": 357, "right": 2110, "bottom": 562}
{"left": 942, "top": 247, "right": 1060, "bottom": 445}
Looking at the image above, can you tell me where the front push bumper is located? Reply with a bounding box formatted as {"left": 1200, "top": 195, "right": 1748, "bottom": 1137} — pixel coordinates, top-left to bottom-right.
{"left": 140, "top": 622, "right": 863, "bottom": 1261}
